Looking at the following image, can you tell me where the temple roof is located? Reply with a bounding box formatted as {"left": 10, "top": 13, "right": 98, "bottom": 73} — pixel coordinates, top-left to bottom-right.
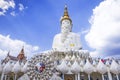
{"left": 8, "top": 55, "right": 18, "bottom": 61}
{"left": 2, "top": 53, "right": 18, "bottom": 64}
{"left": 2, "top": 47, "right": 26, "bottom": 64}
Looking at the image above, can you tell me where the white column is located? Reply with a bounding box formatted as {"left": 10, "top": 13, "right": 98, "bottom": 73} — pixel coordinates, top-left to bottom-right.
{"left": 116, "top": 74, "right": 119, "bottom": 80}
{"left": 33, "top": 77, "right": 36, "bottom": 80}
{"left": 78, "top": 73, "right": 80, "bottom": 80}
{"left": 14, "top": 74, "right": 17, "bottom": 80}
{"left": 108, "top": 71, "right": 112, "bottom": 80}
{"left": 88, "top": 74, "right": 90, "bottom": 80}
{"left": 5, "top": 75, "right": 7, "bottom": 80}
{"left": 62, "top": 74, "right": 64, "bottom": 80}
{"left": 75, "top": 74, "right": 77, "bottom": 80}
{"left": 107, "top": 67, "right": 112, "bottom": 80}
{"left": 1, "top": 73, "right": 4, "bottom": 80}
{"left": 102, "top": 74, "right": 104, "bottom": 80}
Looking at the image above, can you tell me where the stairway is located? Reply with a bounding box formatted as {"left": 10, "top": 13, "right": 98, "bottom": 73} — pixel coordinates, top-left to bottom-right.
{"left": 18, "top": 74, "right": 30, "bottom": 80}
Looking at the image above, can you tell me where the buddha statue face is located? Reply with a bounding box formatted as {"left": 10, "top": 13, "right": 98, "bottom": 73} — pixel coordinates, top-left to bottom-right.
{"left": 61, "top": 20, "right": 72, "bottom": 33}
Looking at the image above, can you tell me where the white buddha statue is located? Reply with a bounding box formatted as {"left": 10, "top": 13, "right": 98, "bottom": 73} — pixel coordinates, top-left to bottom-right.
{"left": 52, "top": 5, "right": 82, "bottom": 51}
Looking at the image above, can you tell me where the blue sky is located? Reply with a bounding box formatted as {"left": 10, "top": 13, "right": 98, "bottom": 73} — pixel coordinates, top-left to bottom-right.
{"left": 0, "top": 0, "right": 102, "bottom": 49}
{"left": 0, "top": 0, "right": 120, "bottom": 58}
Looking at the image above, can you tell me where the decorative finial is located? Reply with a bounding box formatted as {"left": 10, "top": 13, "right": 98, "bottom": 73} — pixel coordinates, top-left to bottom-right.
{"left": 60, "top": 5, "right": 72, "bottom": 23}
{"left": 65, "top": 4, "right": 67, "bottom": 8}
{"left": 7, "top": 51, "right": 10, "bottom": 56}
{"left": 19, "top": 46, "right": 24, "bottom": 54}
{"left": 17, "top": 46, "right": 25, "bottom": 60}
{"left": 22, "top": 46, "right": 24, "bottom": 49}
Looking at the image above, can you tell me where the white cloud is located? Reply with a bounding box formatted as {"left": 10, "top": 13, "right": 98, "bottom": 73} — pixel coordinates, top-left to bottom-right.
{"left": 81, "top": 29, "right": 89, "bottom": 35}
{"left": 0, "top": 0, "right": 15, "bottom": 15}
{"left": 10, "top": 11, "right": 16, "bottom": 16}
{"left": 19, "top": 3, "right": 25, "bottom": 11}
{"left": 85, "top": 0, "right": 120, "bottom": 57}
{"left": 0, "top": 34, "right": 40, "bottom": 60}
{"left": 0, "top": 1, "right": 27, "bottom": 16}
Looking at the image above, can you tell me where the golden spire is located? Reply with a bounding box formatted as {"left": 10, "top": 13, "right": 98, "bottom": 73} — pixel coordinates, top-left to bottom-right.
{"left": 7, "top": 51, "right": 10, "bottom": 56}
{"left": 19, "top": 46, "right": 24, "bottom": 54}
{"left": 17, "top": 46, "right": 25, "bottom": 60}
{"left": 61, "top": 5, "right": 72, "bottom": 23}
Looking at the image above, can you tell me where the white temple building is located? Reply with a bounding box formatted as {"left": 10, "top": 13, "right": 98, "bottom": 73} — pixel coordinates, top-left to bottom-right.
{"left": 0, "top": 5, "right": 120, "bottom": 80}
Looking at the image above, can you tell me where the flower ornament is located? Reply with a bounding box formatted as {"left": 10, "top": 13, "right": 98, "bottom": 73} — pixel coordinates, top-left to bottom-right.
{"left": 27, "top": 54, "right": 54, "bottom": 79}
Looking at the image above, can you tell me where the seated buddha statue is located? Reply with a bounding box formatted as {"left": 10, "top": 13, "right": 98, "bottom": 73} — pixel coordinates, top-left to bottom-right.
{"left": 52, "top": 5, "right": 82, "bottom": 51}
